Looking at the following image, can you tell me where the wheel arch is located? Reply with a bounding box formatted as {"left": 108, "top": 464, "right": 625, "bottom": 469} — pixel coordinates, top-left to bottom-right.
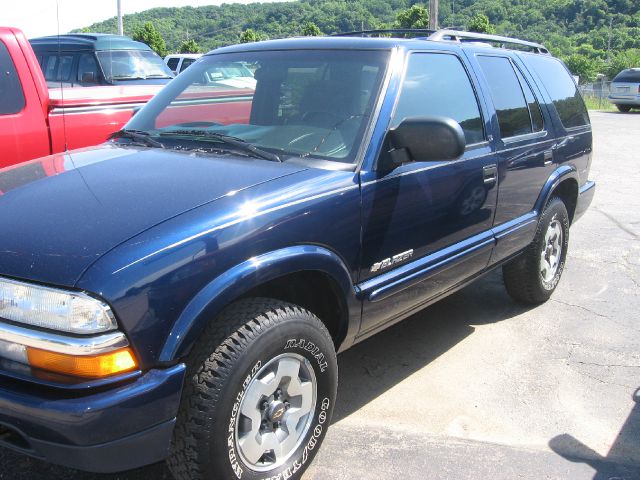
{"left": 159, "top": 245, "right": 360, "bottom": 362}
{"left": 535, "top": 165, "right": 580, "bottom": 224}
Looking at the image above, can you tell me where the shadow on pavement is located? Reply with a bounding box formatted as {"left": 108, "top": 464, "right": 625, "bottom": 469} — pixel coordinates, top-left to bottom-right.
{"left": 0, "top": 270, "right": 530, "bottom": 479}
{"left": 548, "top": 387, "right": 640, "bottom": 479}
{"left": 332, "top": 268, "right": 530, "bottom": 422}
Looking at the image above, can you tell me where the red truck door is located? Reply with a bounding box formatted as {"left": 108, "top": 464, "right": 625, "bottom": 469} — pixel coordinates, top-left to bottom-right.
{"left": 0, "top": 29, "right": 50, "bottom": 168}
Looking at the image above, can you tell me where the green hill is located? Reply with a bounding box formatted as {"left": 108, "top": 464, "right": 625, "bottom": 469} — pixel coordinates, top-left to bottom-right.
{"left": 76, "top": 0, "right": 640, "bottom": 81}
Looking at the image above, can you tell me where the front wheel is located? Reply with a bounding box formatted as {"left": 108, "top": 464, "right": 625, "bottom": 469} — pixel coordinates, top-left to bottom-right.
{"left": 616, "top": 104, "right": 632, "bottom": 113}
{"left": 503, "top": 197, "right": 570, "bottom": 304}
{"left": 167, "top": 298, "right": 337, "bottom": 480}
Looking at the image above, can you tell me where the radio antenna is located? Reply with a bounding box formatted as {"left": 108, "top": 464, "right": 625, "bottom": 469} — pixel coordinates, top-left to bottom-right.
{"left": 56, "top": 0, "right": 68, "bottom": 151}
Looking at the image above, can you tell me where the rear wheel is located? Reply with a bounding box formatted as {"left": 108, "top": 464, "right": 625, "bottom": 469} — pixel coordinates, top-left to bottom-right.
{"left": 167, "top": 298, "right": 337, "bottom": 480}
{"left": 503, "top": 197, "right": 570, "bottom": 304}
{"left": 616, "top": 104, "right": 632, "bottom": 113}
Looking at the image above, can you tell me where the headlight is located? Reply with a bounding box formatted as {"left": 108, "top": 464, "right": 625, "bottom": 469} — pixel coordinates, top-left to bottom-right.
{"left": 0, "top": 277, "right": 117, "bottom": 334}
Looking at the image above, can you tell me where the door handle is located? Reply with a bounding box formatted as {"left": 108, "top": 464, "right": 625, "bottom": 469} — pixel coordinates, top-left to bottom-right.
{"left": 552, "top": 135, "right": 575, "bottom": 150}
{"left": 483, "top": 164, "right": 498, "bottom": 186}
{"left": 543, "top": 150, "right": 553, "bottom": 165}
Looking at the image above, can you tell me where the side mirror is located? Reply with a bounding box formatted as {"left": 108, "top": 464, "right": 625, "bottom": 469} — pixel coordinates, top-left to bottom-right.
{"left": 383, "top": 116, "right": 466, "bottom": 170}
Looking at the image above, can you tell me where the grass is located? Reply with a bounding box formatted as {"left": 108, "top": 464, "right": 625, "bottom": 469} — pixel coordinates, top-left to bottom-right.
{"left": 582, "top": 95, "right": 617, "bottom": 111}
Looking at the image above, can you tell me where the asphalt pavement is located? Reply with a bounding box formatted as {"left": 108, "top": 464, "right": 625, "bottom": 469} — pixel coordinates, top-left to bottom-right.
{"left": 1, "top": 110, "right": 639, "bottom": 479}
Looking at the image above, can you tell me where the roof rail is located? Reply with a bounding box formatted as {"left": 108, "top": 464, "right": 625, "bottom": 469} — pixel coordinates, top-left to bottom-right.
{"left": 428, "top": 29, "right": 549, "bottom": 54}
{"left": 331, "top": 28, "right": 436, "bottom": 38}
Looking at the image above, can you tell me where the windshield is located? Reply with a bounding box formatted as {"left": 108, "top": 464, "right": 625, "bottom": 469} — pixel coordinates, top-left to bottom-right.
{"left": 97, "top": 50, "right": 174, "bottom": 81}
{"left": 126, "top": 49, "right": 389, "bottom": 163}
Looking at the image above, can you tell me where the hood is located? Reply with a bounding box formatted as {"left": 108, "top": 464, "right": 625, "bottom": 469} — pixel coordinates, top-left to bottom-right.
{"left": 0, "top": 145, "right": 305, "bottom": 287}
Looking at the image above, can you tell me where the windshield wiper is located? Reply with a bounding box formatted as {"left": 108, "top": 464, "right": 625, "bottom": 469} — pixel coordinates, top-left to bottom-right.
{"left": 159, "top": 130, "right": 281, "bottom": 162}
{"left": 145, "top": 74, "right": 173, "bottom": 79}
{"left": 110, "top": 75, "right": 147, "bottom": 81}
{"left": 109, "top": 129, "right": 164, "bottom": 148}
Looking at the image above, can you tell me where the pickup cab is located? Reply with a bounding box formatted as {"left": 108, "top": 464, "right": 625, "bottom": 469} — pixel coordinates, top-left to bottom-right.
{"left": 0, "top": 27, "right": 163, "bottom": 168}
{"left": 0, "top": 30, "right": 595, "bottom": 479}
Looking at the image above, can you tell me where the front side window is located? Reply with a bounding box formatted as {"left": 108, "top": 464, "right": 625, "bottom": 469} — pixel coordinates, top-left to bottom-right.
{"left": 0, "top": 40, "right": 26, "bottom": 115}
{"left": 77, "top": 53, "right": 99, "bottom": 84}
{"left": 96, "top": 50, "right": 173, "bottom": 82}
{"left": 524, "top": 55, "right": 589, "bottom": 129}
{"left": 392, "top": 53, "right": 484, "bottom": 145}
{"left": 126, "top": 50, "right": 389, "bottom": 164}
{"left": 477, "top": 56, "right": 532, "bottom": 139}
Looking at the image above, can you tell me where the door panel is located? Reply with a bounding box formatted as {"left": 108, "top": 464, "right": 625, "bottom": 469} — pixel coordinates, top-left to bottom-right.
{"left": 0, "top": 37, "right": 50, "bottom": 168}
{"left": 358, "top": 52, "right": 498, "bottom": 335}
{"left": 471, "top": 54, "right": 558, "bottom": 264}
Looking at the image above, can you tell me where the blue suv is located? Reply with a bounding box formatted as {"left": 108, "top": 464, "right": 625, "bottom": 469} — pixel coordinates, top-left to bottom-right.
{"left": 0, "top": 29, "right": 595, "bottom": 479}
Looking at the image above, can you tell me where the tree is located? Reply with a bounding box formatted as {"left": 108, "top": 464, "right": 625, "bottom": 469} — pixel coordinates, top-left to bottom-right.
{"left": 394, "top": 4, "right": 429, "bottom": 29}
{"left": 606, "top": 48, "right": 640, "bottom": 79}
{"left": 301, "top": 22, "right": 322, "bottom": 37}
{"left": 132, "top": 22, "right": 167, "bottom": 57}
{"left": 564, "top": 54, "right": 603, "bottom": 83}
{"left": 240, "top": 28, "right": 260, "bottom": 43}
{"left": 468, "top": 13, "right": 496, "bottom": 34}
{"left": 178, "top": 39, "right": 201, "bottom": 53}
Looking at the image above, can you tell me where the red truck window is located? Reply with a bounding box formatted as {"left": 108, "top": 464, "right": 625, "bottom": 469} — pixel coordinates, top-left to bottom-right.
{"left": 0, "top": 40, "right": 26, "bottom": 115}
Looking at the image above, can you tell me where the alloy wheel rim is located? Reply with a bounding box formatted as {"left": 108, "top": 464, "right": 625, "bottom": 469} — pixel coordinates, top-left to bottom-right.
{"left": 540, "top": 218, "right": 563, "bottom": 283}
{"left": 235, "top": 352, "right": 317, "bottom": 471}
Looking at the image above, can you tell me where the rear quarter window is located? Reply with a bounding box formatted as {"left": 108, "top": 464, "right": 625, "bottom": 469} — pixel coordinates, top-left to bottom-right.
{"left": 0, "top": 40, "right": 26, "bottom": 115}
{"left": 524, "top": 55, "right": 589, "bottom": 129}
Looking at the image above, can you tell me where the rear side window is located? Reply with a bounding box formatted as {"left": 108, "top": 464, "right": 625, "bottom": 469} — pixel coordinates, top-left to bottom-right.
{"left": 0, "top": 40, "right": 26, "bottom": 115}
{"left": 40, "top": 53, "right": 75, "bottom": 83}
{"left": 393, "top": 53, "right": 484, "bottom": 145}
{"left": 613, "top": 69, "right": 640, "bottom": 83}
{"left": 477, "top": 56, "right": 532, "bottom": 138}
{"left": 525, "top": 55, "right": 589, "bottom": 129}
{"left": 515, "top": 68, "right": 544, "bottom": 133}
{"left": 166, "top": 57, "right": 179, "bottom": 71}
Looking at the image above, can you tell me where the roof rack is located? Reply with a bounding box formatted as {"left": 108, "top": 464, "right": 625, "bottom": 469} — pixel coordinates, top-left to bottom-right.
{"left": 331, "top": 28, "right": 436, "bottom": 38}
{"left": 428, "top": 29, "right": 549, "bottom": 54}
{"left": 332, "top": 28, "right": 549, "bottom": 54}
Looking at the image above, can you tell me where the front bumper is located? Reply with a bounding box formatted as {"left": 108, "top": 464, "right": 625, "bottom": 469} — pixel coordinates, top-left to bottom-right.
{"left": 0, "top": 363, "right": 185, "bottom": 473}
{"left": 574, "top": 180, "right": 596, "bottom": 223}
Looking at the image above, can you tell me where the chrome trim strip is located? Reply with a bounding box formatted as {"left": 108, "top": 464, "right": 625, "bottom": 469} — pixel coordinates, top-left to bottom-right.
{"left": 0, "top": 321, "right": 129, "bottom": 356}
{"left": 50, "top": 102, "right": 147, "bottom": 115}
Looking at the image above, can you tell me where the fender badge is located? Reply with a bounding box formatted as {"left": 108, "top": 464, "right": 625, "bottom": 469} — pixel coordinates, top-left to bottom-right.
{"left": 370, "top": 249, "right": 413, "bottom": 273}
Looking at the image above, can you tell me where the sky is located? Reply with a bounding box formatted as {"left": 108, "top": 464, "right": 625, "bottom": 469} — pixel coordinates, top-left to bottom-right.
{"left": 3, "top": 0, "right": 288, "bottom": 38}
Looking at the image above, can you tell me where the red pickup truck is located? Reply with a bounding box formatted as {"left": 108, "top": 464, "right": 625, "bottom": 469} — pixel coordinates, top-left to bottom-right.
{"left": 0, "top": 27, "right": 162, "bottom": 169}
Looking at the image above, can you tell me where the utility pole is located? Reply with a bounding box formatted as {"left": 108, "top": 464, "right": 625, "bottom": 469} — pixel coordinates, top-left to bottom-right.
{"left": 117, "top": 0, "right": 124, "bottom": 35}
{"left": 429, "top": 0, "right": 439, "bottom": 30}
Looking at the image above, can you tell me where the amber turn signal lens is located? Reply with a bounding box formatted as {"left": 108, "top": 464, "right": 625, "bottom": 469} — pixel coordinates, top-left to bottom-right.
{"left": 27, "top": 347, "right": 138, "bottom": 378}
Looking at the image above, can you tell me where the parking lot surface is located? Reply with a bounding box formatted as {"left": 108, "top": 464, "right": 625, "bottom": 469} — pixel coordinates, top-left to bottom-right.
{"left": 1, "top": 111, "right": 639, "bottom": 479}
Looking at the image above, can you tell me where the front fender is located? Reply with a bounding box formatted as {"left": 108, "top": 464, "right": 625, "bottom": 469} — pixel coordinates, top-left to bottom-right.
{"left": 159, "top": 245, "right": 360, "bottom": 362}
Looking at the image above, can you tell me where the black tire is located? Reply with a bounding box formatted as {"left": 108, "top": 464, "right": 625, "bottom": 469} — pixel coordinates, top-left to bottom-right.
{"left": 502, "top": 197, "right": 570, "bottom": 304}
{"left": 616, "top": 104, "right": 632, "bottom": 113}
{"left": 167, "top": 298, "right": 338, "bottom": 480}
